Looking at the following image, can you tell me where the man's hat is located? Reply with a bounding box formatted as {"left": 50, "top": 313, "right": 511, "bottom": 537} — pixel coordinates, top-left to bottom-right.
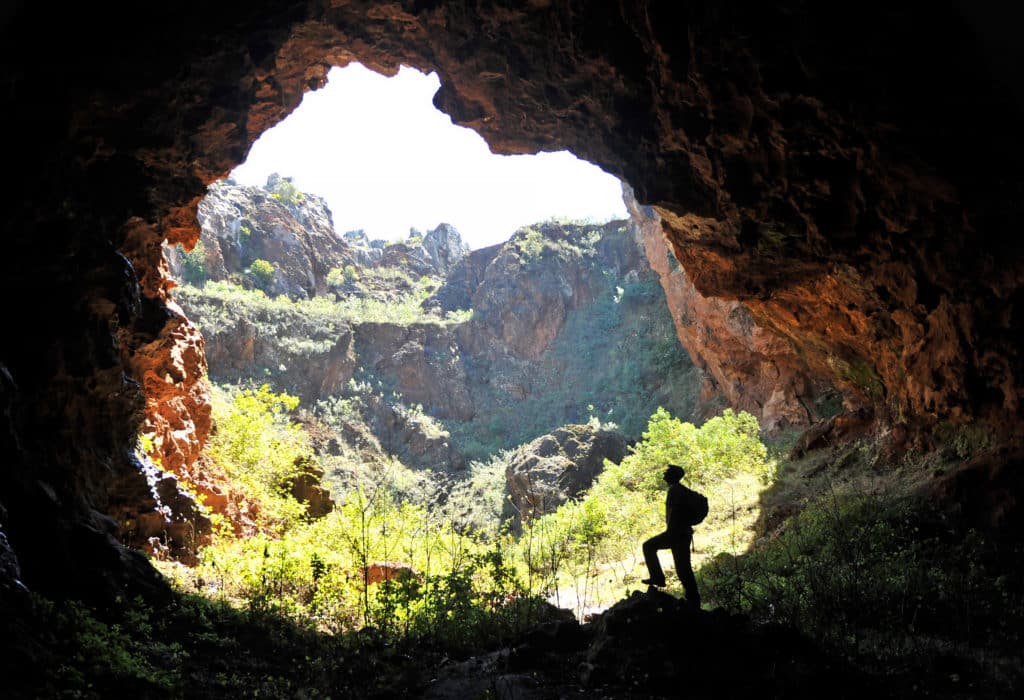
{"left": 665, "top": 464, "right": 685, "bottom": 479}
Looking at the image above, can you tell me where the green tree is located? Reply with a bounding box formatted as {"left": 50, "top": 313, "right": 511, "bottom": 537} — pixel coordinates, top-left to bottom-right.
{"left": 206, "top": 384, "right": 313, "bottom": 532}
{"left": 179, "top": 240, "right": 207, "bottom": 284}
{"left": 620, "top": 407, "right": 771, "bottom": 489}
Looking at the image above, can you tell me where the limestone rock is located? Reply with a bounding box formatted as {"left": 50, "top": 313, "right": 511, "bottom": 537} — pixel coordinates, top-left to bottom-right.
{"left": 170, "top": 176, "right": 354, "bottom": 299}
{"left": 506, "top": 424, "right": 629, "bottom": 527}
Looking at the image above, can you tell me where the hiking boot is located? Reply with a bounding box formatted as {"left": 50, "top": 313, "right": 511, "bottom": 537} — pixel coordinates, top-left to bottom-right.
{"left": 641, "top": 578, "right": 666, "bottom": 588}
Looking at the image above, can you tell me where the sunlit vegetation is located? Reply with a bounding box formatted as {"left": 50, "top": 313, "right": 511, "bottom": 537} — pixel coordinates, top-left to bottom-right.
{"left": 516, "top": 408, "right": 775, "bottom": 615}
{"left": 206, "top": 385, "right": 316, "bottom": 533}
{"left": 268, "top": 177, "right": 304, "bottom": 206}
{"left": 174, "top": 279, "right": 468, "bottom": 333}
{"left": 247, "top": 259, "right": 276, "bottom": 291}
{"left": 159, "top": 389, "right": 776, "bottom": 630}
{"left": 509, "top": 220, "right": 610, "bottom": 266}
{"left": 156, "top": 384, "right": 561, "bottom": 652}
{"left": 178, "top": 240, "right": 207, "bottom": 284}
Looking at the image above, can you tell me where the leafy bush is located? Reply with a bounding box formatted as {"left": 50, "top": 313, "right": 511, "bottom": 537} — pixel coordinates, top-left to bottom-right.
{"left": 326, "top": 265, "right": 359, "bottom": 290}
{"left": 206, "top": 384, "right": 315, "bottom": 533}
{"left": 269, "top": 178, "right": 304, "bottom": 206}
{"left": 622, "top": 407, "right": 773, "bottom": 489}
{"left": 247, "top": 258, "right": 276, "bottom": 291}
{"left": 515, "top": 408, "right": 775, "bottom": 614}
{"left": 179, "top": 240, "right": 207, "bottom": 284}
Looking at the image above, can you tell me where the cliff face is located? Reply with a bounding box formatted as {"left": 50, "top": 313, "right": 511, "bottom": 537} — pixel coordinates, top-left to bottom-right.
{"left": 627, "top": 187, "right": 837, "bottom": 433}
{"left": 178, "top": 214, "right": 707, "bottom": 475}
{"left": 1, "top": 1, "right": 1021, "bottom": 597}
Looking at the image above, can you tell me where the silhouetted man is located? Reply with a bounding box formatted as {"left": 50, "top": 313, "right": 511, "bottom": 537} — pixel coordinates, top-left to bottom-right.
{"left": 641, "top": 464, "right": 701, "bottom": 608}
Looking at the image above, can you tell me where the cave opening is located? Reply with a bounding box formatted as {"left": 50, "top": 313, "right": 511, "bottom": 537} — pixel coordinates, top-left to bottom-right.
{"left": 154, "top": 60, "right": 762, "bottom": 624}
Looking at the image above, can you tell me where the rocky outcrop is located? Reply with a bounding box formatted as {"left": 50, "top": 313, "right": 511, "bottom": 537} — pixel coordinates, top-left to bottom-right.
{"left": 430, "top": 243, "right": 502, "bottom": 313}
{"left": 355, "top": 322, "right": 475, "bottom": 422}
{"left": 169, "top": 175, "right": 354, "bottom": 299}
{"left": 360, "top": 394, "right": 467, "bottom": 474}
{"left": 374, "top": 224, "right": 470, "bottom": 279}
{"left": 420, "top": 223, "right": 471, "bottom": 276}
{"left": 189, "top": 299, "right": 358, "bottom": 405}
{"left": 183, "top": 216, "right": 704, "bottom": 470}
{"left": 467, "top": 221, "right": 644, "bottom": 360}
{"left": 627, "top": 187, "right": 835, "bottom": 433}
{"left": 506, "top": 424, "right": 629, "bottom": 527}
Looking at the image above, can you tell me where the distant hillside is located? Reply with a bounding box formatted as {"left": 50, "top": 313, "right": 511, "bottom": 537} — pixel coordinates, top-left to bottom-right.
{"left": 167, "top": 176, "right": 716, "bottom": 508}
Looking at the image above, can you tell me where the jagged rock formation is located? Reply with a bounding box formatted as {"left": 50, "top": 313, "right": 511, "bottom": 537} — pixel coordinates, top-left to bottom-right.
{"left": 505, "top": 424, "right": 629, "bottom": 527}
{"left": 179, "top": 175, "right": 352, "bottom": 299}
{"left": 1, "top": 0, "right": 1021, "bottom": 603}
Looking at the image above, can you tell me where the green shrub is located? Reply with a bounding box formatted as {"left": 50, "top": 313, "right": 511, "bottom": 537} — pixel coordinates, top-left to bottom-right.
{"left": 179, "top": 240, "right": 207, "bottom": 284}
{"left": 206, "top": 384, "right": 314, "bottom": 533}
{"left": 514, "top": 408, "right": 775, "bottom": 614}
{"left": 622, "top": 407, "right": 774, "bottom": 489}
{"left": 269, "top": 178, "right": 304, "bottom": 206}
{"left": 247, "top": 259, "right": 276, "bottom": 291}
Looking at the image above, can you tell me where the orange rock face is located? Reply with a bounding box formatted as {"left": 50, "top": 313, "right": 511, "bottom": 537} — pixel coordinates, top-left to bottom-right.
{"left": 119, "top": 219, "right": 214, "bottom": 552}
{"left": 628, "top": 189, "right": 832, "bottom": 433}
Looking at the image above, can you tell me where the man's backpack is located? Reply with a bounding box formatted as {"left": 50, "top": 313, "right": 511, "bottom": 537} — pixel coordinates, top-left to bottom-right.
{"left": 681, "top": 486, "right": 709, "bottom": 526}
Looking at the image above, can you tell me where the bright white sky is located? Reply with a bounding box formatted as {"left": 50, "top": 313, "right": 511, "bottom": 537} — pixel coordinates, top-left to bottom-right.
{"left": 230, "top": 64, "right": 627, "bottom": 249}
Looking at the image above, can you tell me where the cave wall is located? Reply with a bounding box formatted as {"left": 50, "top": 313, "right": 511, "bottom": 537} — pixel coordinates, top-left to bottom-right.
{"left": 0, "top": 1, "right": 1021, "bottom": 597}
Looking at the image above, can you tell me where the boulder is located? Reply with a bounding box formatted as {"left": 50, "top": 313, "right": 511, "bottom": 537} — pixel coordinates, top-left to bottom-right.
{"left": 506, "top": 424, "right": 629, "bottom": 527}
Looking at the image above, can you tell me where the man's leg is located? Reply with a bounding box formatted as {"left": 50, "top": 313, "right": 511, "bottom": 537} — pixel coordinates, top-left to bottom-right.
{"left": 642, "top": 531, "right": 672, "bottom": 586}
{"left": 670, "top": 537, "right": 701, "bottom": 608}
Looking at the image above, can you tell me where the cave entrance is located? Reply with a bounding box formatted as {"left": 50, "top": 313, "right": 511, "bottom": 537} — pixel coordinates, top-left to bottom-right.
{"left": 155, "top": 60, "right": 769, "bottom": 624}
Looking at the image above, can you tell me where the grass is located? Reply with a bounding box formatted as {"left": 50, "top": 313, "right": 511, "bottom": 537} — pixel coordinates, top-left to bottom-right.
{"left": 694, "top": 436, "right": 1024, "bottom": 696}
{"left": 542, "top": 470, "right": 767, "bottom": 619}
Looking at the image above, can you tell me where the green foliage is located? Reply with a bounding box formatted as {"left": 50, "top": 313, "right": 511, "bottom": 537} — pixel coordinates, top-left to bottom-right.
{"left": 514, "top": 227, "right": 547, "bottom": 261}
{"left": 269, "top": 178, "right": 304, "bottom": 206}
{"left": 174, "top": 385, "right": 555, "bottom": 651}
{"left": 444, "top": 451, "right": 514, "bottom": 536}
{"left": 207, "top": 384, "right": 314, "bottom": 533}
{"left": 6, "top": 587, "right": 460, "bottom": 699}
{"left": 327, "top": 264, "right": 359, "bottom": 290}
{"left": 178, "top": 240, "right": 207, "bottom": 284}
{"left": 514, "top": 408, "right": 775, "bottom": 614}
{"left": 181, "top": 481, "right": 553, "bottom": 652}
{"left": 509, "top": 222, "right": 603, "bottom": 267}
{"left": 622, "top": 407, "right": 773, "bottom": 489}
{"left": 32, "top": 596, "right": 182, "bottom": 694}
{"left": 698, "top": 493, "right": 1024, "bottom": 662}
{"left": 247, "top": 258, "right": 276, "bottom": 291}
